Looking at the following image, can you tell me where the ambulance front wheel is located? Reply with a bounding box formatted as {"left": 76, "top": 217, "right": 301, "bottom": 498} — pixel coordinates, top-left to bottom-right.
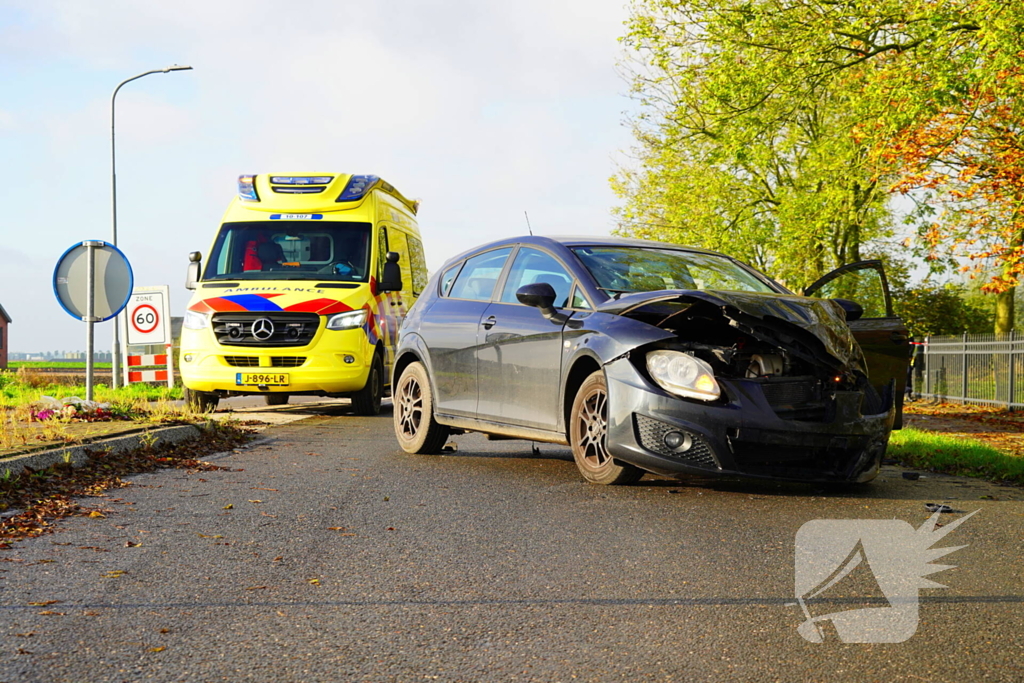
{"left": 184, "top": 387, "right": 219, "bottom": 413}
{"left": 351, "top": 352, "right": 384, "bottom": 416}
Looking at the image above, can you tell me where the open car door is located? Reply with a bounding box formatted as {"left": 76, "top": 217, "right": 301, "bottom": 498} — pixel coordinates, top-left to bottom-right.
{"left": 804, "top": 260, "right": 911, "bottom": 429}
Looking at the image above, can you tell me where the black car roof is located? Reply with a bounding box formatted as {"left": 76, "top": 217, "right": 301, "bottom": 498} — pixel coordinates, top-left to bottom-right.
{"left": 441, "top": 235, "right": 727, "bottom": 269}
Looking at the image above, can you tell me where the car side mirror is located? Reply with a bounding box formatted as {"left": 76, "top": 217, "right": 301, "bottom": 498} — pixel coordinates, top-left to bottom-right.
{"left": 186, "top": 251, "right": 202, "bottom": 290}
{"left": 380, "top": 251, "right": 403, "bottom": 292}
{"left": 516, "top": 282, "right": 558, "bottom": 319}
{"left": 833, "top": 298, "right": 863, "bottom": 322}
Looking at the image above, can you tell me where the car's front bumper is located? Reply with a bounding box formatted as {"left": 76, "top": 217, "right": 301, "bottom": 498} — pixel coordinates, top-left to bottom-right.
{"left": 603, "top": 358, "right": 893, "bottom": 483}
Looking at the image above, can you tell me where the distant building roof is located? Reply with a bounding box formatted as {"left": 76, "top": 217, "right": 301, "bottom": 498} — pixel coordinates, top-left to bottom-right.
{"left": 0, "top": 303, "right": 11, "bottom": 323}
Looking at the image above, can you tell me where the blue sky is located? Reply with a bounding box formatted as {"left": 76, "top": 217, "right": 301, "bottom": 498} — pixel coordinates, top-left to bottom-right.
{"left": 1, "top": 0, "right": 636, "bottom": 352}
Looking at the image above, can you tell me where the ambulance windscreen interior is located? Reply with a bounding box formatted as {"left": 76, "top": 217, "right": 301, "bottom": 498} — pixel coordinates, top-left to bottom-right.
{"left": 203, "top": 221, "right": 372, "bottom": 282}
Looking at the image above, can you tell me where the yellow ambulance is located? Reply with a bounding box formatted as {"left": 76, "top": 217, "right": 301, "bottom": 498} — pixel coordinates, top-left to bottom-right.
{"left": 180, "top": 173, "right": 428, "bottom": 413}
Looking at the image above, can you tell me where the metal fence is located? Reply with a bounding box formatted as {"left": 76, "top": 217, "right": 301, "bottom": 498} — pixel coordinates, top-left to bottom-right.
{"left": 917, "top": 332, "right": 1024, "bottom": 410}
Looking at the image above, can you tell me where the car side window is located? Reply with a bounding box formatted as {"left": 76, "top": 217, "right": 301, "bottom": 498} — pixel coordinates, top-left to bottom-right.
{"left": 440, "top": 263, "right": 462, "bottom": 297}
{"left": 570, "top": 284, "right": 592, "bottom": 310}
{"left": 806, "top": 263, "right": 891, "bottom": 318}
{"left": 499, "top": 247, "right": 574, "bottom": 308}
{"left": 447, "top": 248, "right": 513, "bottom": 301}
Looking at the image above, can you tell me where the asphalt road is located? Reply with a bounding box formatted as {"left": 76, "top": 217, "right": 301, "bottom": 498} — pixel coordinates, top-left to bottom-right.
{"left": 1, "top": 403, "right": 1022, "bottom": 682}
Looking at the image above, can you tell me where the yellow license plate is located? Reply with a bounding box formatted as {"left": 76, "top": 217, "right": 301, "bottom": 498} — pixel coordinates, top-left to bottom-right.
{"left": 236, "top": 372, "right": 289, "bottom": 386}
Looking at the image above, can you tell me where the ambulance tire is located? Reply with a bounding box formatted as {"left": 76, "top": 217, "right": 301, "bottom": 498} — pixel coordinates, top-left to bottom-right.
{"left": 265, "top": 393, "right": 289, "bottom": 406}
{"left": 184, "top": 388, "right": 219, "bottom": 413}
{"left": 351, "top": 352, "right": 384, "bottom": 416}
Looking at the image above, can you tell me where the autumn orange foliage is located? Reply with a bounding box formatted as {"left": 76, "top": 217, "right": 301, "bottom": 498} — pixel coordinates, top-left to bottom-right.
{"left": 881, "top": 61, "right": 1024, "bottom": 293}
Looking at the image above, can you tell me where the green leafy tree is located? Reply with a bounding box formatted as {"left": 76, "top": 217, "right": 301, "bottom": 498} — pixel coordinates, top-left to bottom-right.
{"left": 616, "top": 0, "right": 1024, "bottom": 330}
{"left": 892, "top": 285, "right": 993, "bottom": 338}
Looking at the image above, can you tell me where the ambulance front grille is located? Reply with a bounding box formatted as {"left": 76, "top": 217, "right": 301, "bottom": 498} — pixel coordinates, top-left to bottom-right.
{"left": 212, "top": 313, "right": 320, "bottom": 347}
{"left": 224, "top": 356, "right": 259, "bottom": 367}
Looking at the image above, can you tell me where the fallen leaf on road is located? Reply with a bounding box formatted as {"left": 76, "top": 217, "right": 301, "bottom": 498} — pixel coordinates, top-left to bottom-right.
{"left": 101, "top": 570, "right": 126, "bottom": 578}
{"left": 223, "top": 504, "right": 234, "bottom": 510}
{"left": 159, "top": 628, "right": 170, "bottom": 634}
{"left": 15, "top": 632, "right": 34, "bottom": 637}
{"left": 88, "top": 511, "right": 105, "bottom": 518}
{"left": 246, "top": 586, "right": 268, "bottom": 591}
{"left": 273, "top": 556, "right": 283, "bottom": 562}
{"left": 38, "top": 611, "right": 65, "bottom": 616}
{"left": 248, "top": 500, "right": 263, "bottom": 504}
{"left": 149, "top": 646, "right": 166, "bottom": 653}
{"left": 327, "top": 527, "right": 347, "bottom": 531}
{"left": 125, "top": 541, "right": 142, "bottom": 547}
{"left": 252, "top": 487, "right": 278, "bottom": 491}
{"left": 308, "top": 578, "right": 320, "bottom": 585}
{"left": 27, "top": 601, "right": 61, "bottom": 606}
{"left": 197, "top": 534, "right": 224, "bottom": 539}
{"left": 17, "top": 648, "right": 32, "bottom": 655}
{"left": 79, "top": 546, "right": 109, "bottom": 552}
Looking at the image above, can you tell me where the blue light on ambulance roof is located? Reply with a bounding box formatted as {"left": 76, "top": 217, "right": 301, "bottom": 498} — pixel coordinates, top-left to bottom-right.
{"left": 336, "top": 175, "right": 379, "bottom": 203}
{"left": 238, "top": 175, "right": 259, "bottom": 202}
{"left": 270, "top": 176, "right": 334, "bottom": 185}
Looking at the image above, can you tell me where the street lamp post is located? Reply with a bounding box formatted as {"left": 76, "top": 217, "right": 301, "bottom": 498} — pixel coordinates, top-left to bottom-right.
{"left": 110, "top": 65, "right": 192, "bottom": 388}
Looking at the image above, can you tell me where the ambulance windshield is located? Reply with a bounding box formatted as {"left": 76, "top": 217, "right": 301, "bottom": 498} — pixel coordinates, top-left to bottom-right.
{"left": 204, "top": 221, "right": 372, "bottom": 282}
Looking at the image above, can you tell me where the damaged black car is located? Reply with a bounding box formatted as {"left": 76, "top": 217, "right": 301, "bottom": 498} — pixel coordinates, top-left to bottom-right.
{"left": 391, "top": 236, "right": 911, "bottom": 485}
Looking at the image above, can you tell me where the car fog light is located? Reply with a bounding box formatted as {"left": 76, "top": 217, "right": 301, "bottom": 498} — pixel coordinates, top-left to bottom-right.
{"left": 343, "top": 355, "right": 355, "bottom": 364}
{"left": 663, "top": 431, "right": 692, "bottom": 452}
{"left": 183, "top": 354, "right": 194, "bottom": 363}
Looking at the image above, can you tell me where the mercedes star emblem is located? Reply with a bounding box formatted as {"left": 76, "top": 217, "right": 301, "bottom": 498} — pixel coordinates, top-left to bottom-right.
{"left": 251, "top": 318, "right": 275, "bottom": 341}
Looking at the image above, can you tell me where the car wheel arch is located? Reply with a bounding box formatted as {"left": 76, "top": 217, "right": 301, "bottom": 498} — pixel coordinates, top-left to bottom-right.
{"left": 562, "top": 353, "right": 603, "bottom": 441}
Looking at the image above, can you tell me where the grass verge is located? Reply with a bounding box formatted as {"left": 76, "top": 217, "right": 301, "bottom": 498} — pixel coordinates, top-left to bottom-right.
{"left": 888, "top": 428, "right": 1024, "bottom": 485}
{"left": 0, "top": 420, "right": 254, "bottom": 546}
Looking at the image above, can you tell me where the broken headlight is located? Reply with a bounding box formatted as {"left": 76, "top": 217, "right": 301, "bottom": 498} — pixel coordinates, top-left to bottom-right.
{"left": 646, "top": 350, "right": 721, "bottom": 401}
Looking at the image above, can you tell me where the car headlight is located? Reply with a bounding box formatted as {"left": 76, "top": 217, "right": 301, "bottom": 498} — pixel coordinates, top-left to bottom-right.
{"left": 183, "top": 310, "right": 209, "bottom": 330}
{"left": 326, "top": 309, "right": 368, "bottom": 330}
{"left": 646, "top": 350, "right": 721, "bottom": 401}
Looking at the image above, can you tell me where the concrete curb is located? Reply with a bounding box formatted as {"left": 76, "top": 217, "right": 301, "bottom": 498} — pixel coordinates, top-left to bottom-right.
{"left": 0, "top": 423, "right": 211, "bottom": 477}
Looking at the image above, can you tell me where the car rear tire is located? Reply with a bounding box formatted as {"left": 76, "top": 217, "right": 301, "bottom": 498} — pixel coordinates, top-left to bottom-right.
{"left": 393, "top": 361, "right": 450, "bottom": 454}
{"left": 265, "top": 393, "right": 289, "bottom": 406}
{"left": 184, "top": 388, "right": 219, "bottom": 413}
{"left": 570, "top": 370, "right": 643, "bottom": 485}
{"left": 351, "top": 352, "right": 384, "bottom": 416}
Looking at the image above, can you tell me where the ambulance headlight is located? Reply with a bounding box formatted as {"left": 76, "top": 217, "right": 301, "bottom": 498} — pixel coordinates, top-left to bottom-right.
{"left": 183, "top": 310, "right": 209, "bottom": 330}
{"left": 646, "top": 350, "right": 720, "bottom": 401}
{"left": 326, "top": 309, "right": 368, "bottom": 330}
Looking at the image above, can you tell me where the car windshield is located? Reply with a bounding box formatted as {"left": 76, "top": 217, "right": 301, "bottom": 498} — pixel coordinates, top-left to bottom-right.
{"left": 572, "top": 246, "right": 778, "bottom": 296}
{"left": 203, "top": 221, "right": 372, "bottom": 282}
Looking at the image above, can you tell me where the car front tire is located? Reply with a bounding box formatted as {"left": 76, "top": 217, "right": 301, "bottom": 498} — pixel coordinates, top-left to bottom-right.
{"left": 393, "top": 361, "right": 450, "bottom": 454}
{"left": 570, "top": 370, "right": 643, "bottom": 485}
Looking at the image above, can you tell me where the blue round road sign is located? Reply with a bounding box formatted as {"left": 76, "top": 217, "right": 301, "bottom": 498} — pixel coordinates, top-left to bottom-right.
{"left": 53, "top": 240, "right": 134, "bottom": 322}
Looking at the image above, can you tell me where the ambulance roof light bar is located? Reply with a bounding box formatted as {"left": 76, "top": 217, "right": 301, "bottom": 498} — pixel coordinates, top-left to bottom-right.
{"left": 238, "top": 175, "right": 259, "bottom": 202}
{"left": 336, "top": 175, "right": 380, "bottom": 203}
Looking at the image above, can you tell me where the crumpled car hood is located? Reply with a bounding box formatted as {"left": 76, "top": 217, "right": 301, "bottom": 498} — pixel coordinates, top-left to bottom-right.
{"left": 597, "top": 289, "right": 867, "bottom": 376}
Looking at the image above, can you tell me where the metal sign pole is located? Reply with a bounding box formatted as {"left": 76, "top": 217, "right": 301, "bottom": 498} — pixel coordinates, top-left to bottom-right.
{"left": 83, "top": 240, "right": 103, "bottom": 401}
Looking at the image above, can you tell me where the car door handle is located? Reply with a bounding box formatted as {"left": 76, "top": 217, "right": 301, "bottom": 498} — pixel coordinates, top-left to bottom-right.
{"left": 482, "top": 316, "right": 497, "bottom": 329}
{"left": 890, "top": 332, "right": 909, "bottom": 343}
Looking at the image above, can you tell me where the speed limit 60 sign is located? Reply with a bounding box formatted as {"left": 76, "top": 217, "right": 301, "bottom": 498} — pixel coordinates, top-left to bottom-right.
{"left": 126, "top": 286, "right": 171, "bottom": 345}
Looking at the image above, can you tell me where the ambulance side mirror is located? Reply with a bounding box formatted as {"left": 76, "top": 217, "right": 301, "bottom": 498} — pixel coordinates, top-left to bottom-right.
{"left": 380, "top": 251, "right": 403, "bottom": 293}
{"left": 186, "top": 251, "right": 202, "bottom": 290}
